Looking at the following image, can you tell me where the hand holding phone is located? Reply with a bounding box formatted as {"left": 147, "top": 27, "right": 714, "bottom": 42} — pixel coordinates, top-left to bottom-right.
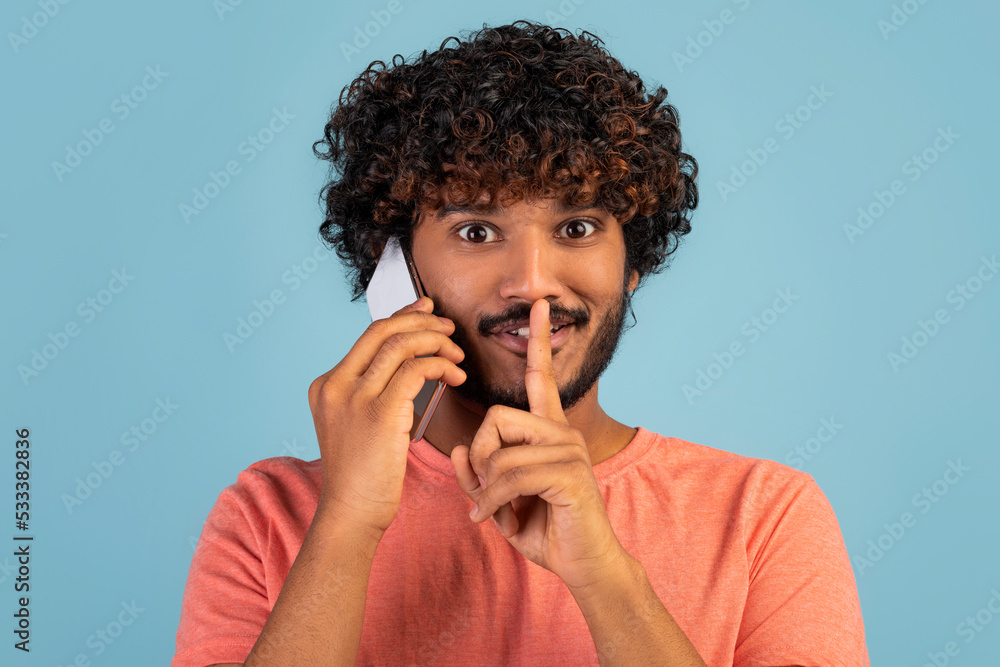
{"left": 306, "top": 244, "right": 466, "bottom": 533}
{"left": 365, "top": 236, "right": 448, "bottom": 442}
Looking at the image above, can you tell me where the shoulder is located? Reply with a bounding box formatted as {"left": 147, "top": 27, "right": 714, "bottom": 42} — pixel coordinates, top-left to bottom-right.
{"left": 640, "top": 428, "right": 816, "bottom": 497}
{"left": 637, "top": 428, "right": 835, "bottom": 533}
{"left": 241, "top": 455, "right": 321, "bottom": 485}
{"left": 227, "top": 455, "right": 321, "bottom": 492}
{"left": 210, "top": 456, "right": 323, "bottom": 527}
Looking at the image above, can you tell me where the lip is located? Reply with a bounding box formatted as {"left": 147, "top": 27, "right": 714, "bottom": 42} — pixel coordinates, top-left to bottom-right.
{"left": 490, "top": 323, "right": 573, "bottom": 356}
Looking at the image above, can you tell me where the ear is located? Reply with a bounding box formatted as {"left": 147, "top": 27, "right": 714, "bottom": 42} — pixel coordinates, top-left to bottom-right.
{"left": 627, "top": 269, "right": 639, "bottom": 293}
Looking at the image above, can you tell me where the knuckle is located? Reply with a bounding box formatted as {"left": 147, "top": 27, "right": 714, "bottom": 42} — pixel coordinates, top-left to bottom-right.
{"left": 367, "top": 318, "right": 390, "bottom": 337}
{"left": 362, "top": 395, "right": 383, "bottom": 425}
{"left": 308, "top": 376, "right": 324, "bottom": 405}
{"left": 382, "top": 331, "right": 409, "bottom": 354}
{"left": 315, "top": 379, "right": 341, "bottom": 405}
{"left": 485, "top": 404, "right": 506, "bottom": 421}
{"left": 468, "top": 446, "right": 486, "bottom": 471}
{"left": 392, "top": 298, "right": 423, "bottom": 316}
{"left": 397, "top": 358, "right": 416, "bottom": 377}
{"left": 485, "top": 450, "right": 505, "bottom": 477}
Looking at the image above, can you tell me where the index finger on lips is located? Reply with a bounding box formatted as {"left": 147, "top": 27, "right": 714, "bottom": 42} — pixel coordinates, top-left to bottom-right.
{"left": 525, "top": 299, "right": 568, "bottom": 424}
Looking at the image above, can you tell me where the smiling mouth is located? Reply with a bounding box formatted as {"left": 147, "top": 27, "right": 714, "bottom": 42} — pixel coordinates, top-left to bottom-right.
{"left": 499, "top": 323, "right": 569, "bottom": 338}
{"left": 490, "top": 323, "right": 574, "bottom": 356}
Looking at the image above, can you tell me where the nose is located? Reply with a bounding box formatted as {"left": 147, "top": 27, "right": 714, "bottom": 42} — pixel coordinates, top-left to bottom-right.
{"left": 497, "top": 229, "right": 567, "bottom": 304}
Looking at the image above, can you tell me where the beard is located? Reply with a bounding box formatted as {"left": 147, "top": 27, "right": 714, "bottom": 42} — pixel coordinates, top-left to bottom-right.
{"left": 444, "top": 276, "right": 634, "bottom": 413}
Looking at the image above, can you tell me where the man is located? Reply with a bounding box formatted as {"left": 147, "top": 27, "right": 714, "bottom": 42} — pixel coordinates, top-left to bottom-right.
{"left": 173, "top": 21, "right": 869, "bottom": 666}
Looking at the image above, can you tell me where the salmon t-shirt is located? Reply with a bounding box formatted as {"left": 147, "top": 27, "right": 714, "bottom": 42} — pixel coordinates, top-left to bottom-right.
{"left": 173, "top": 427, "right": 869, "bottom": 666}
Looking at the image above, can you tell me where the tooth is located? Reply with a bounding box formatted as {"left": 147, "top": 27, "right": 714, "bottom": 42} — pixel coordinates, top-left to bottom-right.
{"left": 503, "top": 325, "right": 565, "bottom": 336}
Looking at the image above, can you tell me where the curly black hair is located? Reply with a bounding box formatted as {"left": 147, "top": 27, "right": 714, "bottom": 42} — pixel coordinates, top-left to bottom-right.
{"left": 313, "top": 20, "right": 698, "bottom": 303}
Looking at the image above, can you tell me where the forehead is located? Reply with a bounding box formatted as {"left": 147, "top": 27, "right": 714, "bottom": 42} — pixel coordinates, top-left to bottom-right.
{"left": 427, "top": 197, "right": 610, "bottom": 222}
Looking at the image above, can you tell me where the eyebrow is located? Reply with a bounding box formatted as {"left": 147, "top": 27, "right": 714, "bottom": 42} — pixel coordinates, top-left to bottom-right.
{"left": 434, "top": 200, "right": 605, "bottom": 220}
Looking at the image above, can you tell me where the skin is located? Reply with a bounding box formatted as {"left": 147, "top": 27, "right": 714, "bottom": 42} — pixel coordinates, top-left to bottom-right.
{"left": 408, "top": 191, "right": 641, "bottom": 471}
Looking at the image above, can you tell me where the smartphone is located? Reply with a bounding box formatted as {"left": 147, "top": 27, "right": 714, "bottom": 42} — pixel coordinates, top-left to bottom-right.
{"left": 366, "top": 236, "right": 446, "bottom": 442}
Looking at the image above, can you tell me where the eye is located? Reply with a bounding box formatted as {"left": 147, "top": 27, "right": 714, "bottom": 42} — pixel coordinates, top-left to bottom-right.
{"left": 456, "top": 223, "right": 499, "bottom": 244}
{"left": 558, "top": 220, "right": 597, "bottom": 239}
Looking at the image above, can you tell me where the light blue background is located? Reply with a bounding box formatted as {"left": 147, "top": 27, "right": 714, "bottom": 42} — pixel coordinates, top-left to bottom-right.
{"left": 2, "top": 0, "right": 998, "bottom": 664}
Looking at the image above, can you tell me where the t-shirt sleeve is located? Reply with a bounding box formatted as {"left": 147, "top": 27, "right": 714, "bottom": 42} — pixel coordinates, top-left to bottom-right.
{"left": 172, "top": 472, "right": 271, "bottom": 667}
{"left": 733, "top": 467, "right": 869, "bottom": 667}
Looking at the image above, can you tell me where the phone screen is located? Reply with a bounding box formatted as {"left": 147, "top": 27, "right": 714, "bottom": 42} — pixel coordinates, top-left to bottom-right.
{"left": 365, "top": 237, "right": 445, "bottom": 441}
{"left": 366, "top": 237, "right": 421, "bottom": 320}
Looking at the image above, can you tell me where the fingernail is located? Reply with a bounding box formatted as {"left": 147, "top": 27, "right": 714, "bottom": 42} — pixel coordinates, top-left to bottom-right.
{"left": 477, "top": 474, "right": 486, "bottom": 488}
{"left": 469, "top": 505, "right": 478, "bottom": 520}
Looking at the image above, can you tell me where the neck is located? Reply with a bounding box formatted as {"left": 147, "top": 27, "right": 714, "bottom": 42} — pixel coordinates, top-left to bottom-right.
{"left": 410, "top": 379, "right": 637, "bottom": 467}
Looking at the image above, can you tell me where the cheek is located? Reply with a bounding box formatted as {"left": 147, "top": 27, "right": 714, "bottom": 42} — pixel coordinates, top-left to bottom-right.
{"left": 438, "top": 270, "right": 477, "bottom": 297}
{"left": 424, "top": 268, "right": 483, "bottom": 321}
{"left": 582, "top": 255, "right": 626, "bottom": 298}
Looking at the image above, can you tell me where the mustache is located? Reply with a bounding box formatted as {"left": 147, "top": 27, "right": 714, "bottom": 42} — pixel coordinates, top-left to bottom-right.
{"left": 432, "top": 303, "right": 589, "bottom": 334}
{"left": 475, "top": 303, "right": 589, "bottom": 336}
